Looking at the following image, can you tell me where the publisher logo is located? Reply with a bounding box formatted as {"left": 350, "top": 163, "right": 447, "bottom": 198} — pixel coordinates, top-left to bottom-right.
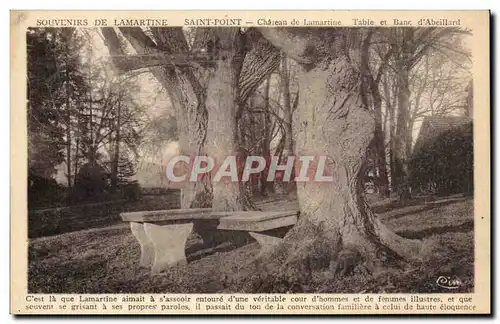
{"left": 436, "top": 276, "right": 462, "bottom": 289}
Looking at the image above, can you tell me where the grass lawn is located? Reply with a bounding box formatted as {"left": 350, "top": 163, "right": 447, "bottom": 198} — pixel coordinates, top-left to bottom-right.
{"left": 28, "top": 196, "right": 474, "bottom": 294}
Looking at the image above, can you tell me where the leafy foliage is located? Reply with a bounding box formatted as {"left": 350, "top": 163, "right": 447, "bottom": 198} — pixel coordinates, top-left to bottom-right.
{"left": 28, "top": 169, "right": 67, "bottom": 209}
{"left": 28, "top": 28, "right": 147, "bottom": 207}
{"left": 70, "top": 163, "right": 109, "bottom": 203}
{"left": 409, "top": 123, "right": 473, "bottom": 196}
{"left": 27, "top": 28, "right": 89, "bottom": 208}
{"left": 27, "top": 27, "right": 86, "bottom": 178}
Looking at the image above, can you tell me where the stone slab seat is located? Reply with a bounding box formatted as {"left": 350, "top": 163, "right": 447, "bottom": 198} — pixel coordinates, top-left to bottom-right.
{"left": 216, "top": 210, "right": 299, "bottom": 257}
{"left": 120, "top": 208, "right": 299, "bottom": 274}
{"left": 121, "top": 208, "right": 214, "bottom": 222}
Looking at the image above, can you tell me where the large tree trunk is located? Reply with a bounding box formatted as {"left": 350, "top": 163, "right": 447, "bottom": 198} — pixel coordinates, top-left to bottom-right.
{"left": 144, "top": 28, "right": 213, "bottom": 209}
{"left": 102, "top": 27, "right": 279, "bottom": 210}
{"left": 204, "top": 28, "right": 250, "bottom": 211}
{"left": 169, "top": 69, "right": 211, "bottom": 209}
{"left": 243, "top": 28, "right": 425, "bottom": 291}
{"left": 103, "top": 27, "right": 212, "bottom": 208}
{"left": 292, "top": 56, "right": 420, "bottom": 268}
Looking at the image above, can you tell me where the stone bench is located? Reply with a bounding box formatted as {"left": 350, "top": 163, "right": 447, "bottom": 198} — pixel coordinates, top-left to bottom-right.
{"left": 215, "top": 211, "right": 298, "bottom": 256}
{"left": 120, "top": 209, "right": 298, "bottom": 274}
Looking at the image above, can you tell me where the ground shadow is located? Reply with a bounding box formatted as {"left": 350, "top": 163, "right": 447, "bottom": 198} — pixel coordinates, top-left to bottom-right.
{"left": 372, "top": 195, "right": 469, "bottom": 214}
{"left": 396, "top": 220, "right": 473, "bottom": 239}
{"left": 377, "top": 197, "right": 471, "bottom": 221}
{"left": 186, "top": 231, "right": 255, "bottom": 262}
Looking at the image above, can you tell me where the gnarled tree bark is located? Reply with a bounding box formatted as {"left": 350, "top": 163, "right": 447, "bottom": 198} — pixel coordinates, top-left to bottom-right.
{"left": 101, "top": 27, "right": 212, "bottom": 208}
{"left": 102, "top": 27, "right": 279, "bottom": 211}
{"left": 238, "top": 27, "right": 427, "bottom": 291}
{"left": 202, "top": 28, "right": 248, "bottom": 211}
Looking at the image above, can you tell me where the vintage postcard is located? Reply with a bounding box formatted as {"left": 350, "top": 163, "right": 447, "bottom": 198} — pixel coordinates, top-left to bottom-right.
{"left": 11, "top": 10, "right": 490, "bottom": 315}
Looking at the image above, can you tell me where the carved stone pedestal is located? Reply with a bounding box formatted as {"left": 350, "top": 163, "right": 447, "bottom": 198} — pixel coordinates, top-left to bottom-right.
{"left": 130, "top": 222, "right": 154, "bottom": 267}
{"left": 249, "top": 231, "right": 285, "bottom": 257}
{"left": 249, "top": 231, "right": 283, "bottom": 246}
{"left": 130, "top": 222, "right": 194, "bottom": 274}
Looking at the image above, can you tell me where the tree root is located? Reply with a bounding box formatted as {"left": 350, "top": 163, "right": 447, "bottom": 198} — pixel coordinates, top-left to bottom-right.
{"left": 230, "top": 218, "right": 435, "bottom": 293}
{"left": 373, "top": 218, "right": 428, "bottom": 262}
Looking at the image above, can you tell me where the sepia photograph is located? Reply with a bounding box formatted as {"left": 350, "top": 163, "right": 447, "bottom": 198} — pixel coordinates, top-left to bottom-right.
{"left": 25, "top": 24, "right": 476, "bottom": 295}
{"left": 10, "top": 10, "right": 490, "bottom": 315}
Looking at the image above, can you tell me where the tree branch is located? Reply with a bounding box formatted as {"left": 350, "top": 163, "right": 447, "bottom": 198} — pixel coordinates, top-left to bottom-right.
{"left": 239, "top": 29, "right": 280, "bottom": 104}
{"left": 256, "top": 28, "right": 314, "bottom": 64}
{"left": 101, "top": 27, "right": 171, "bottom": 91}
{"left": 408, "top": 28, "right": 457, "bottom": 69}
{"left": 119, "top": 27, "right": 158, "bottom": 49}
{"left": 375, "top": 44, "right": 396, "bottom": 85}
{"left": 106, "top": 52, "right": 215, "bottom": 72}
{"left": 147, "top": 27, "right": 205, "bottom": 105}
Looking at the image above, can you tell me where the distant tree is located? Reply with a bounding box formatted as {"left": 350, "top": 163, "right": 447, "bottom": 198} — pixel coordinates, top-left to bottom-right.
{"left": 375, "top": 28, "right": 471, "bottom": 199}
{"left": 360, "top": 28, "right": 395, "bottom": 198}
{"left": 59, "top": 28, "right": 88, "bottom": 187}
{"left": 389, "top": 27, "right": 470, "bottom": 202}
{"left": 279, "top": 52, "right": 296, "bottom": 196}
{"left": 27, "top": 27, "right": 88, "bottom": 208}
{"left": 406, "top": 42, "right": 471, "bottom": 152}
{"left": 106, "top": 74, "right": 146, "bottom": 193}
{"left": 27, "top": 28, "right": 66, "bottom": 179}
